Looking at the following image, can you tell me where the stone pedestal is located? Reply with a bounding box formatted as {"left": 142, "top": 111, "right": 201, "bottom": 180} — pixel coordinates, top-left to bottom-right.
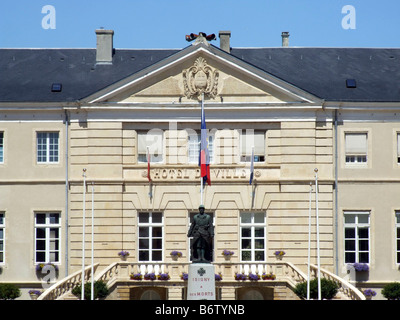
{"left": 187, "top": 263, "right": 215, "bottom": 300}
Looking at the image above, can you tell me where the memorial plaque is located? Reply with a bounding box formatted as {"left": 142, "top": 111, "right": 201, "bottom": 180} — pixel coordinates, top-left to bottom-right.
{"left": 187, "top": 263, "right": 216, "bottom": 300}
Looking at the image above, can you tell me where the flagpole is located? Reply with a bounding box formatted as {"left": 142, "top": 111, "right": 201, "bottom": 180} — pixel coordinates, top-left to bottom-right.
{"left": 81, "top": 168, "right": 86, "bottom": 301}
{"left": 314, "top": 168, "right": 321, "bottom": 300}
{"left": 200, "top": 93, "right": 204, "bottom": 206}
{"left": 91, "top": 182, "right": 94, "bottom": 301}
{"left": 307, "top": 182, "right": 312, "bottom": 300}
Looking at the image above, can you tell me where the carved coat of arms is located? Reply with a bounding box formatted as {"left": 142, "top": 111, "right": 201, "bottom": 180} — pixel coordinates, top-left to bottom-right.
{"left": 183, "top": 57, "right": 219, "bottom": 100}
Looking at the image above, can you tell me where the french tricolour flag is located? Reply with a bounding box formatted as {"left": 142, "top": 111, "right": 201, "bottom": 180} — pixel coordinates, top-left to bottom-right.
{"left": 200, "top": 99, "right": 211, "bottom": 186}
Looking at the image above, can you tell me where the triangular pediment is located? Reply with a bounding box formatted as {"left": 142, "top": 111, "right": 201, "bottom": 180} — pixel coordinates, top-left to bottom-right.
{"left": 85, "top": 44, "right": 321, "bottom": 105}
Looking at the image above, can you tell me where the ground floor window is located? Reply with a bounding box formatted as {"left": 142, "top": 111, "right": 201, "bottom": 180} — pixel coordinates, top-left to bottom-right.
{"left": 396, "top": 211, "right": 400, "bottom": 264}
{"left": 0, "top": 213, "right": 4, "bottom": 263}
{"left": 344, "top": 211, "right": 370, "bottom": 264}
{"left": 138, "top": 212, "right": 163, "bottom": 262}
{"left": 240, "top": 212, "right": 266, "bottom": 262}
{"left": 34, "top": 212, "right": 60, "bottom": 263}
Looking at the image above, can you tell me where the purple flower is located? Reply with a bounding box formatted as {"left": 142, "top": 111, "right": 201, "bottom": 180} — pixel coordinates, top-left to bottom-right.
{"left": 181, "top": 272, "right": 188, "bottom": 280}
{"left": 222, "top": 250, "right": 234, "bottom": 256}
{"left": 248, "top": 273, "right": 260, "bottom": 281}
{"left": 157, "top": 273, "right": 170, "bottom": 280}
{"left": 353, "top": 263, "right": 369, "bottom": 272}
{"left": 215, "top": 273, "right": 222, "bottom": 281}
{"left": 363, "top": 289, "right": 376, "bottom": 297}
{"left": 235, "top": 273, "right": 247, "bottom": 281}
{"left": 130, "top": 273, "right": 142, "bottom": 280}
{"left": 144, "top": 273, "right": 156, "bottom": 280}
{"left": 170, "top": 251, "right": 182, "bottom": 257}
{"left": 118, "top": 250, "right": 130, "bottom": 257}
{"left": 29, "top": 290, "right": 42, "bottom": 296}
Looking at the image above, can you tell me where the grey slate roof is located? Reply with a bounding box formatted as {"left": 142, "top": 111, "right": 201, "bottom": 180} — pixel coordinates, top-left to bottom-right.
{"left": 231, "top": 47, "right": 400, "bottom": 102}
{"left": 1, "top": 45, "right": 400, "bottom": 103}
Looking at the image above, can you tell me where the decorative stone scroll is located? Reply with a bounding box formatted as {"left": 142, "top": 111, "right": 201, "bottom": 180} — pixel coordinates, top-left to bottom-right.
{"left": 183, "top": 57, "right": 219, "bottom": 100}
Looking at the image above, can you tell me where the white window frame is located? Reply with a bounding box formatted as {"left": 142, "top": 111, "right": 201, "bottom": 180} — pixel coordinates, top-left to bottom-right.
{"left": 138, "top": 212, "right": 163, "bottom": 262}
{"left": 344, "top": 132, "right": 368, "bottom": 166}
{"left": 34, "top": 212, "right": 61, "bottom": 264}
{"left": 0, "top": 213, "right": 5, "bottom": 264}
{"left": 239, "top": 130, "right": 266, "bottom": 163}
{"left": 187, "top": 131, "right": 214, "bottom": 164}
{"left": 240, "top": 212, "right": 266, "bottom": 262}
{"left": 0, "top": 132, "right": 4, "bottom": 164}
{"left": 397, "top": 133, "right": 400, "bottom": 164}
{"left": 137, "top": 130, "right": 164, "bottom": 163}
{"left": 37, "top": 132, "right": 59, "bottom": 164}
{"left": 396, "top": 211, "right": 400, "bottom": 264}
{"left": 343, "top": 211, "right": 370, "bottom": 265}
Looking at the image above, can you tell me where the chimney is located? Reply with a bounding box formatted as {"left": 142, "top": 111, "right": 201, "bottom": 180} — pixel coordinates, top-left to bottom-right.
{"left": 281, "top": 32, "right": 290, "bottom": 47}
{"left": 95, "top": 29, "right": 114, "bottom": 64}
{"left": 219, "top": 31, "right": 231, "bottom": 53}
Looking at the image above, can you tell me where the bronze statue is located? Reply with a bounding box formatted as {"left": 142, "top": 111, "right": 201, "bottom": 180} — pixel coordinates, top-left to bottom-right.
{"left": 187, "top": 205, "right": 214, "bottom": 263}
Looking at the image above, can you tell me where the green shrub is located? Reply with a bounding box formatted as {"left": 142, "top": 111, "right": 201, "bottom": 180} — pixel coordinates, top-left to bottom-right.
{"left": 382, "top": 282, "right": 400, "bottom": 300}
{"left": 72, "top": 281, "right": 109, "bottom": 300}
{"left": 294, "top": 278, "right": 339, "bottom": 300}
{"left": 0, "top": 283, "right": 21, "bottom": 300}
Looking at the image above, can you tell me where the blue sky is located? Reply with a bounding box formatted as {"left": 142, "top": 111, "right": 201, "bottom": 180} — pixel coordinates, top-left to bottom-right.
{"left": 0, "top": 0, "right": 399, "bottom": 49}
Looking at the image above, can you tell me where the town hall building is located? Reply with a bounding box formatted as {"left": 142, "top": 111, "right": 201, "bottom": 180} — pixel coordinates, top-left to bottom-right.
{"left": 1, "top": 29, "right": 400, "bottom": 300}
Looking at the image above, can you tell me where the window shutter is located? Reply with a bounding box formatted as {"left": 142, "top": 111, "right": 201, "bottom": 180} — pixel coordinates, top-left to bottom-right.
{"left": 241, "top": 131, "right": 265, "bottom": 155}
{"left": 397, "top": 133, "right": 400, "bottom": 157}
{"left": 345, "top": 133, "right": 367, "bottom": 155}
{"left": 138, "top": 131, "right": 163, "bottom": 155}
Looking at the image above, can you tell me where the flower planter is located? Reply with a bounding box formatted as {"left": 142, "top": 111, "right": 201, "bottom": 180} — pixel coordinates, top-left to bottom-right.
{"left": 274, "top": 250, "right": 285, "bottom": 260}
{"left": 118, "top": 251, "right": 130, "bottom": 261}
{"left": 223, "top": 254, "right": 232, "bottom": 261}
{"left": 170, "top": 251, "right": 182, "bottom": 261}
{"left": 29, "top": 293, "right": 39, "bottom": 300}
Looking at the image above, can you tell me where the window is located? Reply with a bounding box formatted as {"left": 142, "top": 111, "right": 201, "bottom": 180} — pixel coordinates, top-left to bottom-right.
{"left": 37, "top": 132, "right": 59, "bottom": 163}
{"left": 0, "top": 132, "right": 3, "bottom": 163}
{"left": 345, "top": 133, "right": 367, "bottom": 164}
{"left": 396, "top": 211, "right": 400, "bottom": 264}
{"left": 187, "top": 131, "right": 214, "bottom": 163}
{"left": 240, "top": 130, "right": 265, "bottom": 162}
{"left": 138, "top": 212, "right": 163, "bottom": 262}
{"left": 137, "top": 130, "right": 163, "bottom": 163}
{"left": 397, "top": 133, "right": 400, "bottom": 164}
{"left": 240, "top": 212, "right": 266, "bottom": 262}
{"left": 35, "top": 213, "right": 61, "bottom": 263}
{"left": 0, "top": 213, "right": 4, "bottom": 263}
{"left": 344, "top": 211, "right": 370, "bottom": 264}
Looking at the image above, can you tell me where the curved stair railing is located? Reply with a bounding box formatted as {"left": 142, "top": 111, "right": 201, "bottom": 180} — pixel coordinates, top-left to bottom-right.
{"left": 309, "top": 263, "right": 365, "bottom": 300}
{"left": 38, "top": 263, "right": 99, "bottom": 300}
{"left": 37, "top": 261, "right": 364, "bottom": 300}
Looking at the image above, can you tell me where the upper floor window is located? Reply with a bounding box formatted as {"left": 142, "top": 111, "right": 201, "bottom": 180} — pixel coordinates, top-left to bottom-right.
{"left": 37, "top": 132, "right": 59, "bottom": 163}
{"left": 397, "top": 133, "right": 400, "bottom": 164}
{"left": 137, "top": 131, "right": 163, "bottom": 163}
{"left": 344, "top": 211, "right": 370, "bottom": 264}
{"left": 240, "top": 130, "right": 265, "bottom": 162}
{"left": 240, "top": 212, "right": 266, "bottom": 262}
{"left": 0, "top": 132, "right": 3, "bottom": 163}
{"left": 35, "top": 212, "right": 61, "bottom": 264}
{"left": 0, "top": 213, "right": 4, "bottom": 264}
{"left": 345, "top": 133, "right": 367, "bottom": 165}
{"left": 138, "top": 212, "right": 163, "bottom": 262}
{"left": 187, "top": 131, "right": 214, "bottom": 164}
